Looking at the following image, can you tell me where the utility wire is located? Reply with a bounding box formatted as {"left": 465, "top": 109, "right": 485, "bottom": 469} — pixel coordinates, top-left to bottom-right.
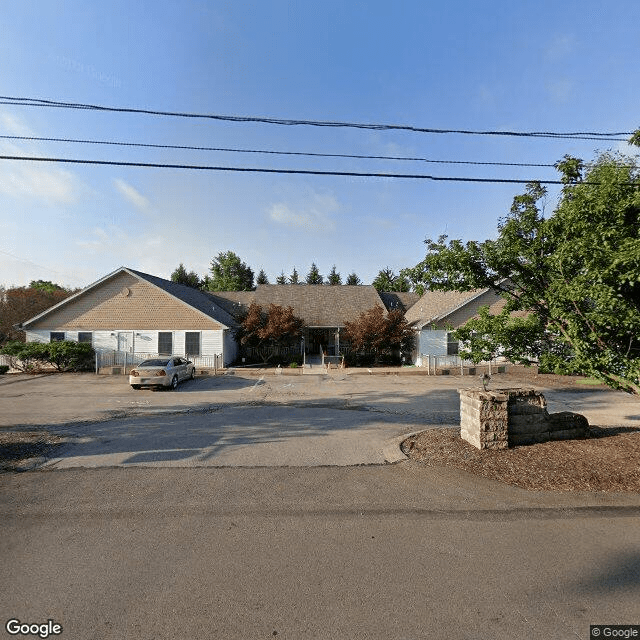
{"left": 0, "top": 134, "right": 558, "bottom": 168}
{"left": 1, "top": 154, "right": 630, "bottom": 185}
{"left": 0, "top": 96, "right": 633, "bottom": 141}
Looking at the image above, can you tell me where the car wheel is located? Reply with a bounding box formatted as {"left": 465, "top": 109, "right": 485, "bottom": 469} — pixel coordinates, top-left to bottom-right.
{"left": 131, "top": 384, "right": 141, "bottom": 390}
{"left": 190, "top": 367, "right": 195, "bottom": 380}
{"left": 170, "top": 375, "right": 179, "bottom": 390}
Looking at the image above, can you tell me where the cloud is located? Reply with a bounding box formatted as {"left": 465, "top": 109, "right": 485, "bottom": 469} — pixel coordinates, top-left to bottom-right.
{"left": 545, "top": 34, "right": 575, "bottom": 60}
{"left": 0, "top": 140, "right": 80, "bottom": 204}
{"left": 0, "top": 111, "right": 34, "bottom": 136}
{"left": 268, "top": 193, "right": 338, "bottom": 231}
{"left": 546, "top": 78, "right": 575, "bottom": 104}
{"left": 113, "top": 178, "right": 150, "bottom": 211}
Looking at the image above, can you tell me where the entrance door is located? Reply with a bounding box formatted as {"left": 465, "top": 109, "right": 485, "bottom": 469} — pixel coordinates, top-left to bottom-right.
{"left": 117, "top": 332, "right": 131, "bottom": 353}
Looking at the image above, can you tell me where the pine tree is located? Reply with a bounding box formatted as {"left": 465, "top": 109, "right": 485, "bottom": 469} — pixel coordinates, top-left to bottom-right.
{"left": 256, "top": 269, "right": 269, "bottom": 285}
{"left": 327, "top": 265, "right": 342, "bottom": 285}
{"left": 305, "top": 262, "right": 323, "bottom": 285}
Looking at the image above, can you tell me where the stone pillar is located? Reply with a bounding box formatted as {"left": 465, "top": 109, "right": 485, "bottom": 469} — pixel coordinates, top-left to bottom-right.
{"left": 459, "top": 387, "right": 589, "bottom": 449}
{"left": 459, "top": 389, "right": 509, "bottom": 450}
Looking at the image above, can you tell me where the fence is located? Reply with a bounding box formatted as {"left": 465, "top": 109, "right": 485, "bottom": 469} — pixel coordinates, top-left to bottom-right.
{"left": 420, "top": 354, "right": 508, "bottom": 376}
{"left": 95, "top": 350, "right": 224, "bottom": 374}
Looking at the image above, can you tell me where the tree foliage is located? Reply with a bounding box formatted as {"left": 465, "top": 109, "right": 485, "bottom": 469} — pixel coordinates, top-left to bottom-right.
{"left": 276, "top": 271, "right": 287, "bottom": 285}
{"left": 170, "top": 263, "right": 202, "bottom": 289}
{"left": 256, "top": 269, "right": 269, "bottom": 285}
{"left": 406, "top": 149, "right": 640, "bottom": 394}
{"left": 205, "top": 251, "right": 254, "bottom": 291}
{"left": 235, "top": 302, "right": 304, "bottom": 362}
{"left": 343, "top": 306, "right": 414, "bottom": 365}
{"left": 305, "top": 262, "right": 323, "bottom": 285}
{"left": 289, "top": 267, "right": 301, "bottom": 285}
{"left": 372, "top": 268, "right": 410, "bottom": 292}
{"left": 327, "top": 265, "right": 342, "bottom": 285}
{"left": 29, "top": 280, "right": 65, "bottom": 293}
{"left": 345, "top": 272, "right": 361, "bottom": 286}
{"left": 0, "top": 284, "right": 75, "bottom": 344}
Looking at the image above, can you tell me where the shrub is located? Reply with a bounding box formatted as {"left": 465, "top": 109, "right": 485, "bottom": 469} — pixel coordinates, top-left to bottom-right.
{"left": 0, "top": 365, "right": 9, "bottom": 375}
{"left": 0, "top": 340, "right": 95, "bottom": 372}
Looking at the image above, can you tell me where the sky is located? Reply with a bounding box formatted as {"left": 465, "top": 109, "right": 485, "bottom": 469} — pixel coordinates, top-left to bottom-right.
{"left": 0, "top": 0, "right": 638, "bottom": 289}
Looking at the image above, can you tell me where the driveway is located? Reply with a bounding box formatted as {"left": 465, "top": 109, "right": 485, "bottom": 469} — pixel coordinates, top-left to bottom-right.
{"left": 2, "top": 370, "right": 639, "bottom": 469}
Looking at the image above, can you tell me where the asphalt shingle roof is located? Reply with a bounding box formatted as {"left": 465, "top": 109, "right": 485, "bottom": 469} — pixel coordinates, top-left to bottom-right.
{"left": 213, "top": 285, "right": 385, "bottom": 327}
{"left": 404, "top": 288, "right": 489, "bottom": 327}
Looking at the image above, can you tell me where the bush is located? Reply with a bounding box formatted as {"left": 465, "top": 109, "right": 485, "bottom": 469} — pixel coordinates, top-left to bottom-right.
{"left": 0, "top": 340, "right": 95, "bottom": 372}
{"left": 0, "top": 365, "right": 9, "bottom": 375}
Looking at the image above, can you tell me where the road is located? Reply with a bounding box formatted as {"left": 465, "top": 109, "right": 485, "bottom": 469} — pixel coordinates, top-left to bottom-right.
{"left": 2, "top": 371, "right": 639, "bottom": 638}
{"left": 2, "top": 464, "right": 639, "bottom": 639}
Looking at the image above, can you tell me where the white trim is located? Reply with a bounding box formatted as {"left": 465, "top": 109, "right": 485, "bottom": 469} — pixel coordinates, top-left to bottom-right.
{"left": 19, "top": 266, "right": 231, "bottom": 330}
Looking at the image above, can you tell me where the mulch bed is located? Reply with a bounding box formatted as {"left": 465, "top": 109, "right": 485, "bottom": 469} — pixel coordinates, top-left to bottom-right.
{"left": 402, "top": 426, "right": 640, "bottom": 492}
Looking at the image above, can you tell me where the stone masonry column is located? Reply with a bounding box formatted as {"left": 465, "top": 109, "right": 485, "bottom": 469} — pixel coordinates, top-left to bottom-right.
{"left": 459, "top": 389, "right": 509, "bottom": 450}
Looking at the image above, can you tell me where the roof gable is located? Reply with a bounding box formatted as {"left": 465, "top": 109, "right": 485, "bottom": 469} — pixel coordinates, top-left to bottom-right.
{"left": 21, "top": 267, "right": 237, "bottom": 330}
{"left": 404, "top": 288, "right": 490, "bottom": 328}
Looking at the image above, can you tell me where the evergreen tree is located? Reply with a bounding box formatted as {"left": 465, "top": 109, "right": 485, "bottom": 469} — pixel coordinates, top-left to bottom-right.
{"left": 289, "top": 268, "right": 301, "bottom": 284}
{"left": 256, "top": 269, "right": 269, "bottom": 285}
{"left": 327, "top": 265, "right": 342, "bottom": 285}
{"left": 346, "top": 273, "right": 362, "bottom": 286}
{"left": 276, "top": 271, "right": 287, "bottom": 285}
{"left": 305, "top": 262, "right": 323, "bottom": 285}
{"left": 170, "top": 263, "right": 202, "bottom": 289}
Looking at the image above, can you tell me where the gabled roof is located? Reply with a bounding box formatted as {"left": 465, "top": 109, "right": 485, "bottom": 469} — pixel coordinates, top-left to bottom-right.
{"left": 20, "top": 267, "right": 238, "bottom": 330}
{"left": 404, "top": 288, "right": 490, "bottom": 328}
{"left": 213, "top": 284, "right": 385, "bottom": 327}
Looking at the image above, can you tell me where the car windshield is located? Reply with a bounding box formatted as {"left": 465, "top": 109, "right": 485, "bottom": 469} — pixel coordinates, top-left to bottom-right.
{"left": 138, "top": 359, "right": 170, "bottom": 367}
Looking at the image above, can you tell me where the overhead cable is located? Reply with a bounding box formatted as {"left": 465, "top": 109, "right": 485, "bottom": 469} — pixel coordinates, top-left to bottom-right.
{"left": 0, "top": 134, "right": 557, "bottom": 168}
{"left": 1, "top": 154, "right": 631, "bottom": 185}
{"left": 0, "top": 96, "right": 633, "bottom": 141}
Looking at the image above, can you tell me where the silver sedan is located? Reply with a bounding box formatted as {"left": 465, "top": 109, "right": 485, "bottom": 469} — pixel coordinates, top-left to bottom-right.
{"left": 129, "top": 357, "right": 195, "bottom": 390}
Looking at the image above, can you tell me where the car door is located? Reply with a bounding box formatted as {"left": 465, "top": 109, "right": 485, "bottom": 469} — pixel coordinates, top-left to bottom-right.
{"left": 174, "top": 357, "right": 187, "bottom": 380}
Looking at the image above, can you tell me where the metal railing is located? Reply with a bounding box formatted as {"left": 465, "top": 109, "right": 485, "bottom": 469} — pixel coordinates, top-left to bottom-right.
{"left": 95, "top": 350, "right": 224, "bottom": 373}
{"left": 420, "top": 354, "right": 508, "bottom": 375}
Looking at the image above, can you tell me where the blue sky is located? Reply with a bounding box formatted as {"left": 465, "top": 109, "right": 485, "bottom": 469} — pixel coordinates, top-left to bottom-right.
{"left": 1, "top": 0, "right": 638, "bottom": 289}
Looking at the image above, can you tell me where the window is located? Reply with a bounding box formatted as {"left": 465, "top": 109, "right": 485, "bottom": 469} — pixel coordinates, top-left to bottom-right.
{"left": 158, "top": 332, "right": 172, "bottom": 355}
{"left": 185, "top": 332, "right": 200, "bottom": 356}
{"left": 447, "top": 332, "right": 459, "bottom": 356}
{"left": 50, "top": 332, "right": 65, "bottom": 342}
{"left": 78, "top": 332, "right": 92, "bottom": 344}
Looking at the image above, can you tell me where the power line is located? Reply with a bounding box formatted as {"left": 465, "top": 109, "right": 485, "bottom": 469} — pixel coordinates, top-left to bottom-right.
{"left": 0, "top": 96, "right": 633, "bottom": 141}
{"left": 0, "top": 154, "right": 629, "bottom": 185}
{"left": 0, "top": 134, "right": 558, "bottom": 168}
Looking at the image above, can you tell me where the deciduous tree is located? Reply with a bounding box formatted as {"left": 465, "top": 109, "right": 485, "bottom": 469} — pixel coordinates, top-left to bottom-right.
{"left": 343, "top": 306, "right": 414, "bottom": 365}
{"left": 406, "top": 142, "right": 640, "bottom": 394}
{"left": 205, "top": 251, "right": 254, "bottom": 291}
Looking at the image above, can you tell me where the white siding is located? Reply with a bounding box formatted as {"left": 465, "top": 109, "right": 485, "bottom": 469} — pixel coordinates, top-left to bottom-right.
{"left": 133, "top": 331, "right": 156, "bottom": 353}
{"left": 223, "top": 329, "right": 238, "bottom": 366}
{"left": 93, "top": 331, "right": 117, "bottom": 352}
{"left": 202, "top": 330, "right": 224, "bottom": 358}
{"left": 418, "top": 329, "right": 448, "bottom": 357}
{"left": 25, "top": 330, "right": 49, "bottom": 343}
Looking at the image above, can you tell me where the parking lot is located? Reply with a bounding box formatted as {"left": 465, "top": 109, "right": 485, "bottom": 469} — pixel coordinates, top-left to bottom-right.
{"left": 2, "top": 368, "right": 639, "bottom": 469}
